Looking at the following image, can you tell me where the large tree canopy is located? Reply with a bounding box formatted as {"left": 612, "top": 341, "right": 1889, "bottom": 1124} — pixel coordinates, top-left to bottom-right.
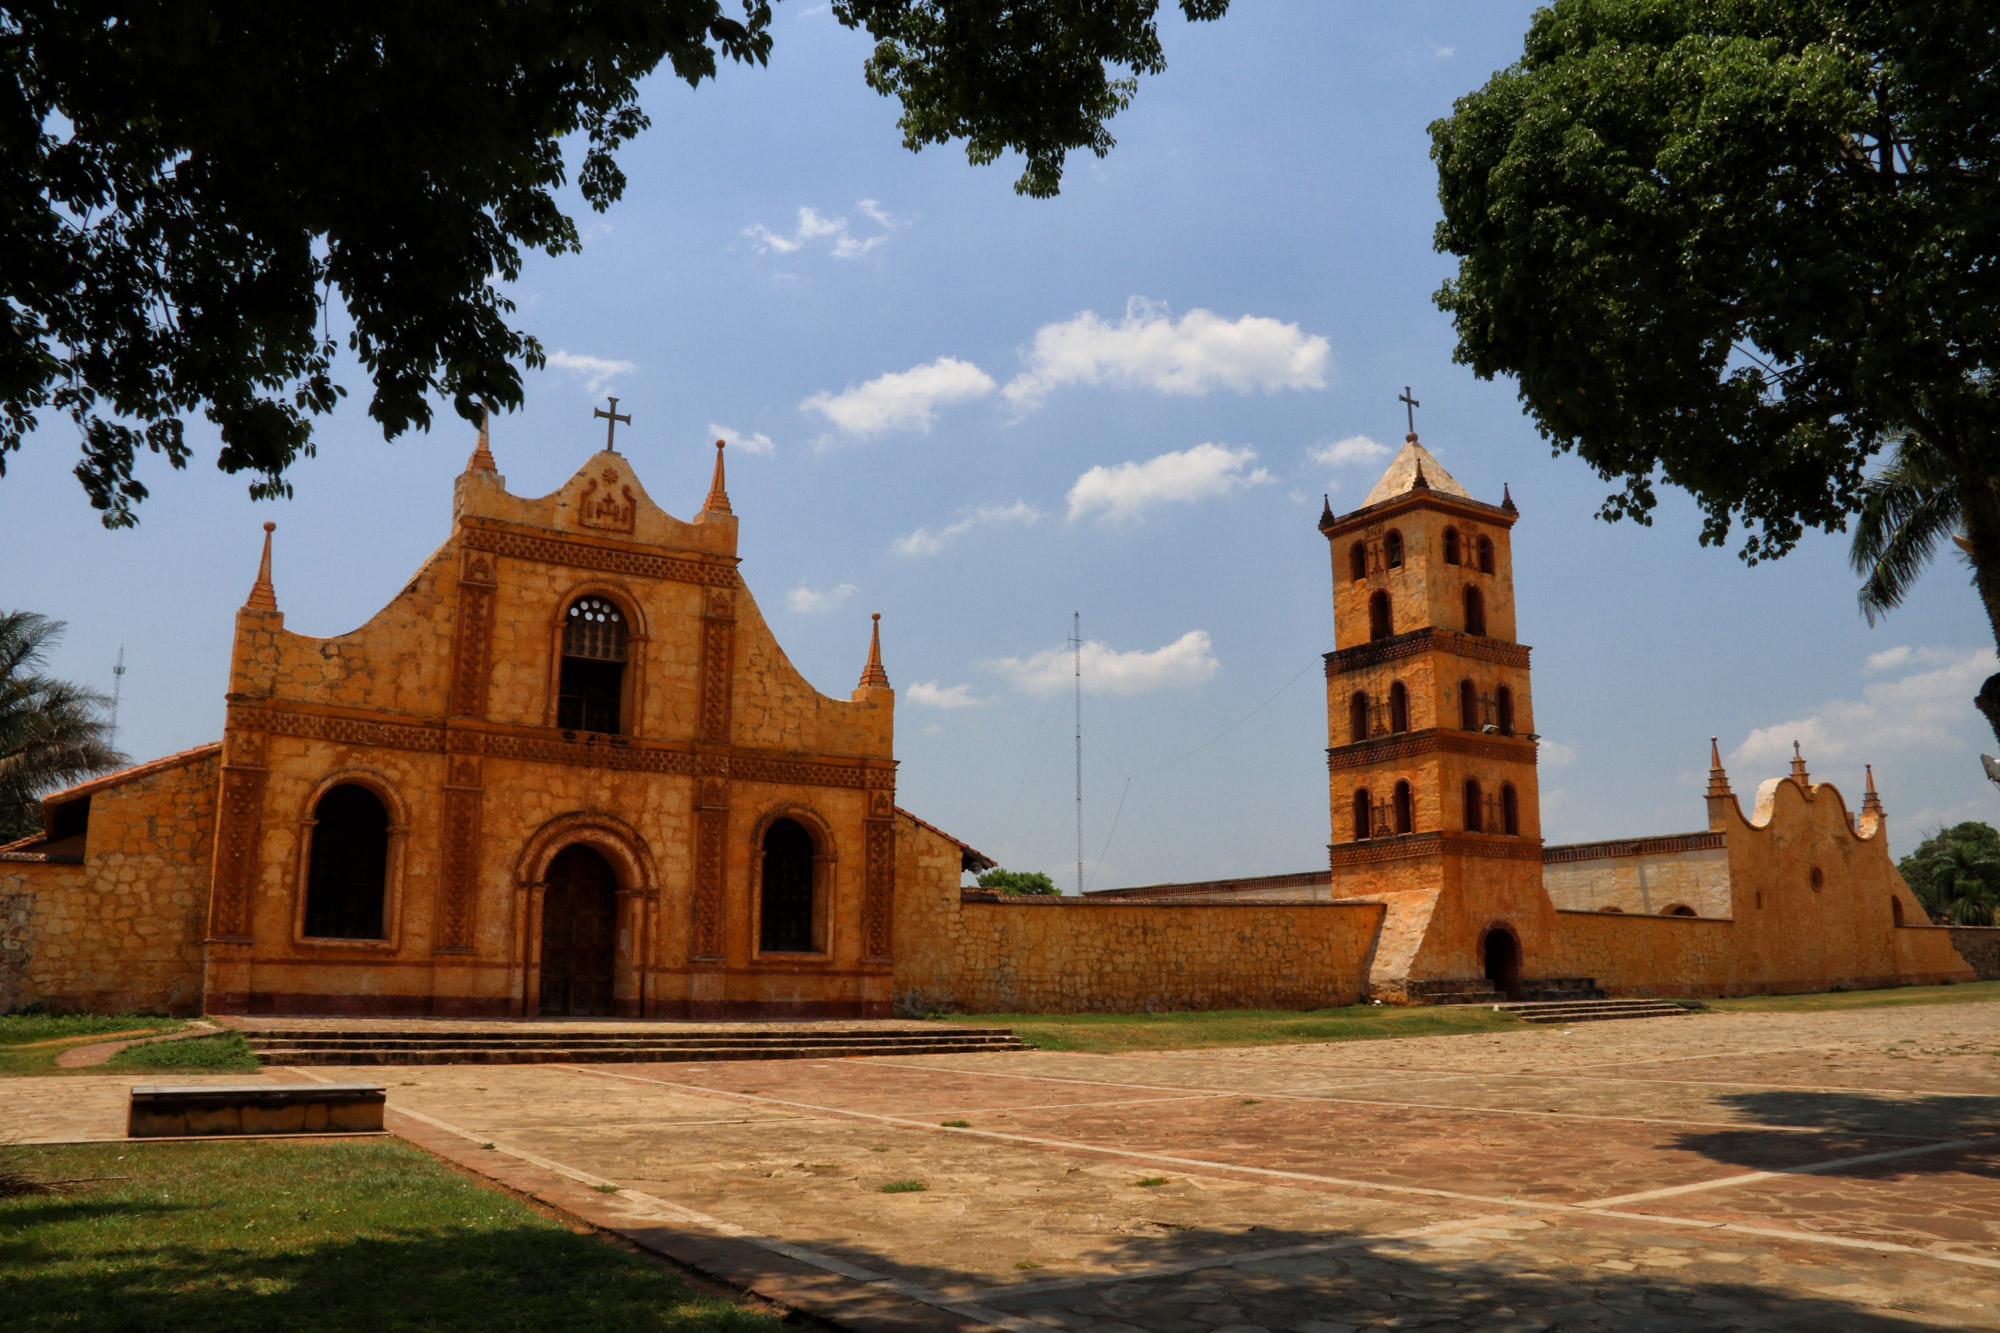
{"left": 1430, "top": 0, "right": 2000, "bottom": 738}
{"left": 2, "top": 0, "right": 1228, "bottom": 526}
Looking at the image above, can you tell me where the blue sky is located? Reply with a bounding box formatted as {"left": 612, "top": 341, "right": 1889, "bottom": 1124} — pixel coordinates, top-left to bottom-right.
{"left": 5, "top": 2, "right": 1994, "bottom": 884}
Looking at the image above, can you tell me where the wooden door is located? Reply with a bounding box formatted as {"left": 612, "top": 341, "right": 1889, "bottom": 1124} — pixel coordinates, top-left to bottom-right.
{"left": 539, "top": 845, "right": 617, "bottom": 1016}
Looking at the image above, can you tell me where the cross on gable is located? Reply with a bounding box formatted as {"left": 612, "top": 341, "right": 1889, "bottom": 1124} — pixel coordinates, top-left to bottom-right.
{"left": 594, "top": 396, "right": 632, "bottom": 452}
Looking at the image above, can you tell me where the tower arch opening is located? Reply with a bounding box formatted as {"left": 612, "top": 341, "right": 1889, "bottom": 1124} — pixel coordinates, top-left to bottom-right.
{"left": 1388, "top": 681, "right": 1409, "bottom": 733}
{"left": 1352, "top": 788, "right": 1372, "bottom": 841}
{"left": 1481, "top": 926, "right": 1523, "bottom": 1001}
{"left": 1349, "top": 691, "right": 1371, "bottom": 743}
{"left": 1393, "top": 780, "right": 1413, "bottom": 834}
{"left": 1369, "top": 591, "right": 1392, "bottom": 641}
{"left": 1463, "top": 585, "right": 1486, "bottom": 636}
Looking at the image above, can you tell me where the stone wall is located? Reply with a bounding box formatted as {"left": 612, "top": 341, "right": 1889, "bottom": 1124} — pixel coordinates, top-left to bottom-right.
{"left": 1550, "top": 910, "right": 1737, "bottom": 997}
{"left": 1948, "top": 926, "right": 2000, "bottom": 981}
{"left": 893, "top": 819, "right": 1384, "bottom": 1013}
{"left": 0, "top": 748, "right": 219, "bottom": 1014}
{"left": 1541, "top": 834, "right": 1731, "bottom": 918}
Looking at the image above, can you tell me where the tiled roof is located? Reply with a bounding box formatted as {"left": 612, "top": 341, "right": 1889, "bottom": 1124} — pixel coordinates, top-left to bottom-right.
{"left": 39, "top": 741, "right": 223, "bottom": 806}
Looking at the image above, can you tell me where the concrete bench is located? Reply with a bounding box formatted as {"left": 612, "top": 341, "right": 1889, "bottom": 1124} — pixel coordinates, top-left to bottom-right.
{"left": 128, "top": 1083, "right": 386, "bottom": 1138}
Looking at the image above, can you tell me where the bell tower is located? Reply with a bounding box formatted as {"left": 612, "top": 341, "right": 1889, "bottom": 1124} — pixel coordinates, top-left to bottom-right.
{"left": 1317, "top": 429, "right": 1553, "bottom": 1001}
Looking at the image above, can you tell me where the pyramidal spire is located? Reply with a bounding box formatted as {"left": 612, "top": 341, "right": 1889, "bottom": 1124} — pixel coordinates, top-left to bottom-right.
{"left": 1706, "top": 736, "right": 1731, "bottom": 797}
{"left": 245, "top": 522, "right": 279, "bottom": 612}
{"left": 1501, "top": 483, "right": 1517, "bottom": 516}
{"left": 1317, "top": 493, "right": 1335, "bottom": 532}
{"left": 857, "top": 613, "right": 891, "bottom": 690}
{"left": 467, "top": 403, "right": 497, "bottom": 472}
{"left": 1411, "top": 459, "right": 1430, "bottom": 490}
{"left": 702, "top": 439, "right": 732, "bottom": 515}
{"left": 1862, "top": 763, "right": 1885, "bottom": 818}
{"left": 1790, "top": 740, "right": 1811, "bottom": 789}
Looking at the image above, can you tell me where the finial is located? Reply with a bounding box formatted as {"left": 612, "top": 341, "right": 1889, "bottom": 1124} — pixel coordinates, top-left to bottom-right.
{"left": 1500, "top": 483, "right": 1517, "bottom": 516}
{"left": 1706, "top": 736, "right": 1731, "bottom": 797}
{"left": 1317, "top": 492, "right": 1335, "bottom": 532}
{"left": 857, "top": 612, "right": 891, "bottom": 690}
{"left": 593, "top": 396, "right": 632, "bottom": 452}
{"left": 1411, "top": 459, "right": 1430, "bottom": 490}
{"left": 245, "top": 521, "right": 279, "bottom": 612}
{"left": 1398, "top": 385, "right": 1420, "bottom": 438}
{"left": 702, "top": 438, "right": 732, "bottom": 515}
{"left": 1862, "top": 763, "right": 1885, "bottom": 818}
{"left": 1790, "top": 740, "right": 1810, "bottom": 788}
{"left": 467, "top": 403, "right": 497, "bottom": 472}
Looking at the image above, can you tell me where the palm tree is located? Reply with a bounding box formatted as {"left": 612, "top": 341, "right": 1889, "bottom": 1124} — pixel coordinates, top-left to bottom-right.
{"left": 1911, "top": 839, "right": 2000, "bottom": 927}
{"left": 0, "top": 612, "right": 126, "bottom": 843}
{"left": 1851, "top": 432, "right": 1969, "bottom": 624}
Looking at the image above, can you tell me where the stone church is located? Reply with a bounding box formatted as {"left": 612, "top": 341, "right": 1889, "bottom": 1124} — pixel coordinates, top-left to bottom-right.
{"left": 1, "top": 418, "right": 1985, "bottom": 1017}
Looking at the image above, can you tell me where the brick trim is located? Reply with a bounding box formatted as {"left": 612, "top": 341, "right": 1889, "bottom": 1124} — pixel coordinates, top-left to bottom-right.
{"left": 1542, "top": 831, "right": 1725, "bottom": 863}
{"left": 1326, "top": 629, "right": 1531, "bottom": 675}
{"left": 1327, "top": 728, "right": 1538, "bottom": 770}
{"left": 1328, "top": 830, "right": 1543, "bottom": 868}
{"left": 460, "top": 519, "right": 739, "bottom": 589}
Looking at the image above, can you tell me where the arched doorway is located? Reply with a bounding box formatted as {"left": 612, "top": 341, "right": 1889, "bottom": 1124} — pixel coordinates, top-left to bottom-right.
{"left": 1481, "top": 926, "right": 1522, "bottom": 1001}
{"left": 539, "top": 844, "right": 618, "bottom": 1016}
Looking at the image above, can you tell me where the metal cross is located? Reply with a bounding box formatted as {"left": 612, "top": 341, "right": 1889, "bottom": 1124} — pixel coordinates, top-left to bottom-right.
{"left": 594, "top": 396, "right": 632, "bottom": 452}
{"left": 1399, "top": 386, "right": 1420, "bottom": 436}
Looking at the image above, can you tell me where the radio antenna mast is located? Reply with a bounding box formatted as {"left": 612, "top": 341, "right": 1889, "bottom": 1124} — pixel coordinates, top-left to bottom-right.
{"left": 1071, "top": 611, "right": 1083, "bottom": 897}
{"left": 108, "top": 646, "right": 125, "bottom": 747}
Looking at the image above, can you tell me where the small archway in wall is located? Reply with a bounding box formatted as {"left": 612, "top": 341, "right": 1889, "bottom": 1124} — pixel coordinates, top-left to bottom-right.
{"left": 539, "top": 844, "right": 618, "bottom": 1016}
{"left": 1349, "top": 691, "right": 1370, "bottom": 743}
{"left": 1349, "top": 542, "right": 1368, "bottom": 582}
{"left": 1662, "top": 904, "right": 1698, "bottom": 918}
{"left": 1481, "top": 925, "right": 1523, "bottom": 1001}
{"left": 1892, "top": 897, "right": 1906, "bottom": 926}
{"left": 1464, "top": 585, "right": 1487, "bottom": 636}
{"left": 1392, "top": 780, "right": 1413, "bottom": 834}
{"left": 1369, "top": 591, "right": 1393, "bottom": 641}
{"left": 1389, "top": 681, "right": 1409, "bottom": 733}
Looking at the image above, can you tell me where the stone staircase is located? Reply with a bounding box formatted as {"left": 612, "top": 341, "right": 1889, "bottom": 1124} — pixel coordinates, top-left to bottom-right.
{"left": 245, "top": 1025, "right": 1030, "bottom": 1067}
{"left": 1494, "top": 997, "right": 1699, "bottom": 1024}
{"left": 1401, "top": 976, "right": 1609, "bottom": 1007}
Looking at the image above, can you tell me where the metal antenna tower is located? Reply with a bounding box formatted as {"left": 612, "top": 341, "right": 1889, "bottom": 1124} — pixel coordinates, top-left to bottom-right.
{"left": 108, "top": 646, "right": 125, "bottom": 746}
{"left": 1071, "top": 611, "right": 1082, "bottom": 897}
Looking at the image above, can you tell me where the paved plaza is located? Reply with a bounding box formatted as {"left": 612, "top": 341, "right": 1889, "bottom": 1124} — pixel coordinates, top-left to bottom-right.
{"left": 9, "top": 1004, "right": 2000, "bottom": 1331}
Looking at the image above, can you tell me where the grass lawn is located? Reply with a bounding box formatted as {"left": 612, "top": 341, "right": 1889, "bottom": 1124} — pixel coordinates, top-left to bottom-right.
{"left": 936, "top": 1003, "right": 1523, "bottom": 1053}
{"left": 1707, "top": 979, "right": 2000, "bottom": 1013}
{"left": 0, "top": 1013, "right": 190, "bottom": 1077}
{"left": 0, "top": 1138, "right": 780, "bottom": 1333}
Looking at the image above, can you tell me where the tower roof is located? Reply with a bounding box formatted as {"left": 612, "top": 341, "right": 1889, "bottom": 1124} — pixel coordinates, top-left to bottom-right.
{"left": 1361, "top": 436, "right": 1471, "bottom": 508}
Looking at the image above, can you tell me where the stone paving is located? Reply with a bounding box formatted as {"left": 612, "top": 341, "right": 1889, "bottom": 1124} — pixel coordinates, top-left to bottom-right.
{"left": 7, "top": 1004, "right": 1999, "bottom": 1331}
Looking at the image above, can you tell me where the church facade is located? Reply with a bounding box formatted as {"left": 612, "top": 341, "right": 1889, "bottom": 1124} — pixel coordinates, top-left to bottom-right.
{"left": 0, "top": 422, "right": 1984, "bottom": 1018}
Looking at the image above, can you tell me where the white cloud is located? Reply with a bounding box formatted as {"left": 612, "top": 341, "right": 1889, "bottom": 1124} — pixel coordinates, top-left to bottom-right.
{"left": 1309, "top": 435, "right": 1392, "bottom": 468}
{"left": 708, "top": 422, "right": 775, "bottom": 456}
{"left": 985, "top": 630, "right": 1221, "bottom": 697}
{"left": 1538, "top": 740, "right": 1578, "bottom": 767}
{"left": 907, "top": 681, "right": 995, "bottom": 709}
{"left": 546, "top": 350, "right": 637, "bottom": 396}
{"left": 1731, "top": 645, "right": 1997, "bottom": 769}
{"left": 1003, "top": 297, "right": 1331, "bottom": 407}
{"left": 744, "top": 201, "right": 897, "bottom": 261}
{"left": 786, "top": 582, "right": 856, "bottom": 615}
{"left": 801, "top": 357, "right": 996, "bottom": 438}
{"left": 893, "top": 500, "right": 1041, "bottom": 556}
{"left": 1067, "top": 443, "right": 1272, "bottom": 523}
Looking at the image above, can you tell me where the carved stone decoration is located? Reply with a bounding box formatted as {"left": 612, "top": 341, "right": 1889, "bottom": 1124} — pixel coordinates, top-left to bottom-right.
{"left": 460, "top": 522, "right": 739, "bottom": 589}
{"left": 449, "top": 551, "right": 499, "bottom": 718}
{"left": 691, "top": 777, "right": 728, "bottom": 962}
{"left": 861, "top": 816, "right": 895, "bottom": 963}
{"left": 437, "top": 755, "right": 483, "bottom": 952}
{"left": 207, "top": 732, "right": 270, "bottom": 941}
{"left": 576, "top": 467, "right": 638, "bottom": 533}
{"left": 698, "top": 591, "right": 736, "bottom": 745}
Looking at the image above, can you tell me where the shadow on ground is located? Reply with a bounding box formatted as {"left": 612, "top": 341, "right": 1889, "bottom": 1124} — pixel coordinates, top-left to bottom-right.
{"left": 1663, "top": 1089, "right": 2000, "bottom": 1178}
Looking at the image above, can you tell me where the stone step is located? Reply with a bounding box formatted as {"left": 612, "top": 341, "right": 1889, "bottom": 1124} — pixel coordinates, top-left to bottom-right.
{"left": 1425, "top": 991, "right": 1507, "bottom": 1006}
{"left": 246, "top": 1032, "right": 1024, "bottom": 1050}
{"left": 1494, "top": 999, "right": 1694, "bottom": 1024}
{"left": 242, "top": 1025, "right": 1017, "bottom": 1043}
{"left": 253, "top": 1038, "right": 1030, "bottom": 1066}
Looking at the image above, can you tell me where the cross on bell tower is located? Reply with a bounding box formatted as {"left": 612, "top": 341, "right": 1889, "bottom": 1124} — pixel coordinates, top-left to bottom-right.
{"left": 1399, "top": 385, "right": 1421, "bottom": 439}
{"left": 594, "top": 397, "right": 632, "bottom": 452}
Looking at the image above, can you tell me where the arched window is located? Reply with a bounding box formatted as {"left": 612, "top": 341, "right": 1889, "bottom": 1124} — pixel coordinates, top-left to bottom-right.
{"left": 1388, "top": 681, "right": 1409, "bottom": 733}
{"left": 1393, "top": 780, "right": 1413, "bottom": 835}
{"left": 1352, "top": 788, "right": 1373, "bottom": 841}
{"left": 1495, "top": 685, "right": 1514, "bottom": 737}
{"left": 1477, "top": 536, "right": 1496, "bottom": 574}
{"left": 1463, "top": 777, "right": 1484, "bottom": 833}
{"left": 1348, "top": 691, "right": 1371, "bottom": 743}
{"left": 559, "top": 595, "right": 627, "bottom": 733}
{"left": 1385, "top": 530, "right": 1403, "bottom": 569}
{"left": 1459, "top": 679, "right": 1479, "bottom": 731}
{"left": 1443, "top": 527, "right": 1461, "bottom": 565}
{"left": 1891, "top": 898, "right": 1906, "bottom": 926}
{"left": 1369, "top": 591, "right": 1392, "bottom": 641}
{"left": 1501, "top": 782, "right": 1520, "bottom": 835}
{"left": 1348, "top": 542, "right": 1367, "bottom": 582}
{"left": 1463, "top": 585, "right": 1486, "bottom": 636}
{"left": 1664, "top": 904, "right": 1697, "bottom": 917}
{"left": 304, "top": 784, "right": 389, "bottom": 939}
{"left": 760, "top": 818, "right": 818, "bottom": 952}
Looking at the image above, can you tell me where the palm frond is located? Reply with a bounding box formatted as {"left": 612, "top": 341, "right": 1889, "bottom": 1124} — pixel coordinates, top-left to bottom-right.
{"left": 1850, "top": 434, "right": 1965, "bottom": 624}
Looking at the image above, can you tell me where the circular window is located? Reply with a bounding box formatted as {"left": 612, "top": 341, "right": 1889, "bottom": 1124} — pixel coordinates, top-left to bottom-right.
{"left": 1809, "top": 865, "right": 1824, "bottom": 892}
{"left": 569, "top": 597, "right": 621, "bottom": 624}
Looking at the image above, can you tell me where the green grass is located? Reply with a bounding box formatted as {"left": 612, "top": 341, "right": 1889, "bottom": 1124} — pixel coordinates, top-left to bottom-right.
{"left": 877, "top": 1180, "right": 926, "bottom": 1193}
{"left": 1706, "top": 979, "right": 2000, "bottom": 1013}
{"left": 103, "top": 1030, "right": 261, "bottom": 1073}
{"left": 936, "top": 1003, "right": 1524, "bottom": 1054}
{"left": 0, "top": 1139, "right": 783, "bottom": 1333}
{"left": 0, "top": 1012, "right": 184, "bottom": 1046}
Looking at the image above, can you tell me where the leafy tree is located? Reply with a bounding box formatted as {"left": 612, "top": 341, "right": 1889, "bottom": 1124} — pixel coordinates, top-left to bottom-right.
{"left": 977, "top": 867, "right": 1060, "bottom": 896}
{"left": 0, "top": 612, "right": 125, "bottom": 842}
{"left": 1898, "top": 821, "right": 2000, "bottom": 925}
{"left": 4, "top": 1, "right": 1229, "bottom": 527}
{"left": 1430, "top": 0, "right": 2000, "bottom": 741}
